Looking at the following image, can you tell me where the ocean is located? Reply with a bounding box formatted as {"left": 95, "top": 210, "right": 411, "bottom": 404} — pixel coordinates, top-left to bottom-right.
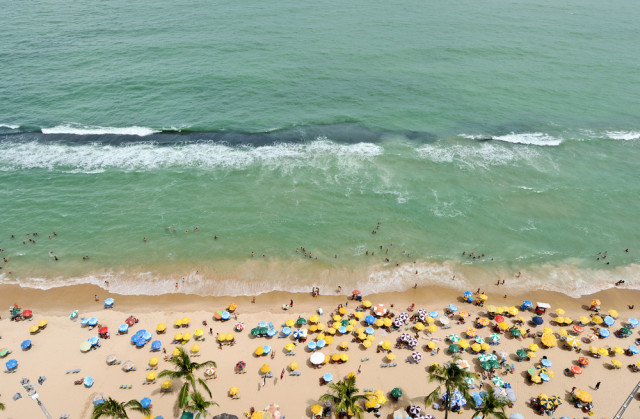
{"left": 1, "top": 0, "right": 639, "bottom": 297}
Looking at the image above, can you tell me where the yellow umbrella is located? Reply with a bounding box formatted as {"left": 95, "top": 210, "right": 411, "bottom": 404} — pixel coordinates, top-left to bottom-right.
{"left": 333, "top": 314, "right": 342, "bottom": 322}
{"left": 327, "top": 327, "right": 336, "bottom": 335}
{"left": 425, "top": 316, "right": 435, "bottom": 324}
{"left": 531, "top": 375, "right": 542, "bottom": 383}
{"left": 227, "top": 302, "right": 238, "bottom": 312}
{"left": 508, "top": 307, "right": 519, "bottom": 316}
{"left": 471, "top": 343, "right": 481, "bottom": 352}
{"left": 527, "top": 351, "right": 537, "bottom": 358}
{"left": 598, "top": 348, "right": 609, "bottom": 356}
{"left": 289, "top": 361, "right": 298, "bottom": 371}
{"left": 309, "top": 315, "right": 319, "bottom": 323}
{"left": 528, "top": 343, "right": 539, "bottom": 352}
{"left": 341, "top": 353, "right": 349, "bottom": 362}
{"left": 363, "top": 300, "right": 372, "bottom": 308}
{"left": 366, "top": 334, "right": 375, "bottom": 342}
{"left": 285, "top": 319, "right": 294, "bottom": 327}
{"left": 217, "top": 334, "right": 226, "bottom": 342}
{"left": 182, "top": 317, "right": 190, "bottom": 325}
{"left": 190, "top": 344, "right": 200, "bottom": 353}
{"left": 498, "top": 322, "right": 508, "bottom": 330}
{"left": 174, "top": 319, "right": 182, "bottom": 327}
{"left": 487, "top": 305, "right": 496, "bottom": 313}
{"left": 608, "top": 309, "right": 619, "bottom": 318}
{"left": 591, "top": 299, "right": 601, "bottom": 307}
{"left": 29, "top": 325, "right": 39, "bottom": 334}
{"left": 547, "top": 370, "right": 555, "bottom": 378}
{"left": 387, "top": 353, "right": 397, "bottom": 361}
{"left": 565, "top": 336, "right": 580, "bottom": 347}
{"left": 161, "top": 380, "right": 172, "bottom": 389}
{"left": 541, "top": 334, "right": 557, "bottom": 347}
{"left": 613, "top": 346, "right": 625, "bottom": 355}
{"left": 149, "top": 357, "right": 159, "bottom": 366}
{"left": 340, "top": 341, "right": 349, "bottom": 349}
{"left": 480, "top": 343, "right": 491, "bottom": 351}
{"left": 415, "top": 322, "right": 425, "bottom": 331}
{"left": 260, "top": 364, "right": 270, "bottom": 374}
{"left": 311, "top": 404, "right": 322, "bottom": 415}
{"left": 592, "top": 315, "right": 603, "bottom": 325}
{"left": 555, "top": 316, "right": 564, "bottom": 324}
{"left": 325, "top": 335, "right": 334, "bottom": 344}
{"left": 563, "top": 317, "right": 573, "bottom": 325}
{"left": 374, "top": 319, "right": 384, "bottom": 327}
{"left": 383, "top": 318, "right": 392, "bottom": 327}
{"left": 479, "top": 294, "right": 488, "bottom": 301}
{"left": 338, "top": 307, "right": 347, "bottom": 315}
{"left": 362, "top": 340, "right": 372, "bottom": 348}
{"left": 146, "top": 372, "right": 157, "bottom": 381}
{"left": 332, "top": 321, "right": 341, "bottom": 329}
{"left": 331, "top": 353, "right": 341, "bottom": 362}
{"left": 427, "top": 341, "right": 437, "bottom": 349}
{"left": 226, "top": 333, "right": 234, "bottom": 341}
{"left": 324, "top": 355, "right": 330, "bottom": 364}
{"left": 37, "top": 319, "right": 47, "bottom": 328}
{"left": 555, "top": 308, "right": 565, "bottom": 315}
{"left": 172, "top": 348, "right": 181, "bottom": 357}
{"left": 365, "top": 397, "right": 378, "bottom": 409}
{"left": 427, "top": 325, "right": 438, "bottom": 333}
{"left": 255, "top": 346, "right": 264, "bottom": 356}
{"left": 349, "top": 319, "right": 358, "bottom": 325}
{"left": 542, "top": 327, "right": 553, "bottom": 335}
{"left": 229, "top": 386, "right": 239, "bottom": 396}
{"left": 357, "top": 333, "right": 366, "bottom": 341}
{"left": 157, "top": 323, "right": 166, "bottom": 332}
{"left": 285, "top": 343, "right": 296, "bottom": 352}
{"left": 579, "top": 316, "right": 590, "bottom": 324}
{"left": 459, "top": 340, "right": 469, "bottom": 349}
{"left": 557, "top": 328, "right": 568, "bottom": 336}
{"left": 174, "top": 333, "right": 183, "bottom": 341}
{"left": 182, "top": 333, "right": 191, "bottom": 341}
{"left": 575, "top": 390, "right": 592, "bottom": 403}
{"left": 377, "top": 395, "right": 387, "bottom": 405}
{"left": 346, "top": 325, "right": 354, "bottom": 332}
{"left": 317, "top": 323, "right": 325, "bottom": 331}
{"left": 317, "top": 333, "right": 326, "bottom": 340}
{"left": 194, "top": 329, "right": 204, "bottom": 337}
{"left": 353, "top": 312, "right": 364, "bottom": 320}
{"left": 589, "top": 346, "right": 598, "bottom": 354}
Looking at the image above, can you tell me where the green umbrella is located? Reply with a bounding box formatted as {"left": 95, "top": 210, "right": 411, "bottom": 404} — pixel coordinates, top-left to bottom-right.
{"left": 516, "top": 349, "right": 527, "bottom": 359}
{"left": 258, "top": 327, "right": 268, "bottom": 335}
{"left": 481, "top": 361, "right": 492, "bottom": 371}
{"left": 80, "top": 341, "right": 91, "bottom": 352}
{"left": 464, "top": 377, "right": 475, "bottom": 385}
{"left": 621, "top": 328, "right": 632, "bottom": 336}
{"left": 490, "top": 360, "right": 501, "bottom": 370}
{"left": 0, "top": 348, "right": 9, "bottom": 357}
{"left": 449, "top": 344, "right": 460, "bottom": 353}
{"left": 297, "top": 317, "right": 307, "bottom": 325}
{"left": 475, "top": 337, "right": 485, "bottom": 344}
{"left": 391, "top": 387, "right": 403, "bottom": 399}
{"left": 478, "top": 353, "right": 491, "bottom": 362}
{"left": 510, "top": 328, "right": 521, "bottom": 337}
{"left": 527, "top": 366, "right": 537, "bottom": 375}
{"left": 448, "top": 334, "right": 460, "bottom": 343}
{"left": 251, "top": 328, "right": 260, "bottom": 336}
{"left": 341, "top": 320, "right": 350, "bottom": 327}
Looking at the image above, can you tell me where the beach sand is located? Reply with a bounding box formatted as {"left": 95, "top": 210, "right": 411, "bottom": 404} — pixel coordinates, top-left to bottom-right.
{"left": 0, "top": 284, "right": 638, "bottom": 418}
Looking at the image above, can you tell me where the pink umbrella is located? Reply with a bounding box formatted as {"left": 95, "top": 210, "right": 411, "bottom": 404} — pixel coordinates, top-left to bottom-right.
{"left": 235, "top": 322, "right": 245, "bottom": 331}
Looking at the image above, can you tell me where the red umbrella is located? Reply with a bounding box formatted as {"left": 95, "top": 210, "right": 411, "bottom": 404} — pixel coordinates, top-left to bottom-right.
{"left": 573, "top": 325, "right": 584, "bottom": 334}
{"left": 98, "top": 327, "right": 108, "bottom": 334}
{"left": 352, "top": 290, "right": 361, "bottom": 295}
{"left": 235, "top": 361, "right": 246, "bottom": 371}
{"left": 570, "top": 365, "right": 583, "bottom": 375}
{"left": 494, "top": 315, "right": 505, "bottom": 323}
{"left": 578, "top": 357, "right": 589, "bottom": 366}
{"left": 125, "top": 316, "right": 136, "bottom": 326}
{"left": 22, "top": 310, "right": 33, "bottom": 318}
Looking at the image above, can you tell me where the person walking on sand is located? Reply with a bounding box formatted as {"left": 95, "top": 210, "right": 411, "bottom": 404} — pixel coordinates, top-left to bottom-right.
{"left": 595, "top": 381, "right": 601, "bottom": 390}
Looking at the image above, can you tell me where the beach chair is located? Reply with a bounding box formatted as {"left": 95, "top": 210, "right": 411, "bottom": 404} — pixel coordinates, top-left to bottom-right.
{"left": 380, "top": 363, "right": 388, "bottom": 368}
{"left": 389, "top": 362, "right": 397, "bottom": 367}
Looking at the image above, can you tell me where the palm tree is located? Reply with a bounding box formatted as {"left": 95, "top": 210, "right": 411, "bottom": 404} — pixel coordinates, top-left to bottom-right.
{"left": 158, "top": 347, "right": 216, "bottom": 409}
{"left": 472, "top": 390, "right": 508, "bottom": 419}
{"left": 319, "top": 375, "right": 367, "bottom": 418}
{"left": 91, "top": 397, "right": 151, "bottom": 419}
{"left": 424, "top": 357, "right": 477, "bottom": 419}
{"left": 0, "top": 400, "right": 5, "bottom": 411}
{"left": 185, "top": 390, "right": 219, "bottom": 418}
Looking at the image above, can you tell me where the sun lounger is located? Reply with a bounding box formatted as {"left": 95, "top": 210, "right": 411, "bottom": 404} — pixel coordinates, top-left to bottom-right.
{"left": 380, "top": 363, "right": 388, "bottom": 368}
{"left": 389, "top": 362, "right": 397, "bottom": 367}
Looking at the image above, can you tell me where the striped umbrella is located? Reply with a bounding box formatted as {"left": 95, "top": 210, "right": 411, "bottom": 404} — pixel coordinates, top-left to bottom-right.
{"left": 411, "top": 352, "right": 422, "bottom": 362}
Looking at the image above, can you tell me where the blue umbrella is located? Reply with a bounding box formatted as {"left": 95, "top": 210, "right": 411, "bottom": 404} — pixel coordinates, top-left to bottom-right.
{"left": 307, "top": 341, "right": 317, "bottom": 350}
{"left": 88, "top": 317, "right": 98, "bottom": 326}
{"left": 263, "top": 345, "right": 272, "bottom": 354}
{"left": 323, "top": 373, "right": 333, "bottom": 382}
{"left": 532, "top": 316, "right": 544, "bottom": 325}
{"left": 118, "top": 324, "right": 129, "bottom": 334}
{"left": 599, "top": 328, "right": 610, "bottom": 338}
{"left": 317, "top": 339, "right": 326, "bottom": 348}
{"left": 540, "top": 373, "right": 550, "bottom": 382}
{"left": 604, "top": 316, "right": 615, "bottom": 327}
{"left": 136, "top": 338, "right": 146, "bottom": 347}
{"left": 6, "top": 359, "right": 18, "bottom": 370}
{"left": 429, "top": 311, "right": 439, "bottom": 319}
{"left": 104, "top": 298, "right": 114, "bottom": 306}
{"left": 364, "top": 315, "right": 375, "bottom": 324}
{"left": 629, "top": 345, "right": 639, "bottom": 355}
{"left": 266, "top": 329, "right": 277, "bottom": 337}
{"left": 81, "top": 318, "right": 90, "bottom": 326}
{"left": 140, "top": 397, "right": 151, "bottom": 408}
{"left": 151, "top": 340, "right": 162, "bottom": 351}
{"left": 142, "top": 332, "right": 152, "bottom": 341}
{"left": 93, "top": 397, "right": 105, "bottom": 406}
{"left": 292, "top": 329, "right": 303, "bottom": 339}
{"left": 221, "top": 311, "right": 230, "bottom": 320}
{"left": 88, "top": 336, "right": 100, "bottom": 346}
{"left": 629, "top": 318, "right": 639, "bottom": 328}
{"left": 258, "top": 321, "right": 268, "bottom": 328}
{"left": 464, "top": 291, "right": 473, "bottom": 298}
{"left": 84, "top": 376, "right": 94, "bottom": 387}
{"left": 365, "top": 327, "right": 375, "bottom": 335}
{"left": 138, "top": 330, "right": 147, "bottom": 335}
{"left": 449, "top": 304, "right": 458, "bottom": 312}
{"left": 130, "top": 335, "right": 139, "bottom": 344}
{"left": 540, "top": 359, "right": 552, "bottom": 367}
{"left": 21, "top": 340, "right": 32, "bottom": 350}
{"left": 281, "top": 327, "right": 291, "bottom": 336}
{"left": 338, "top": 326, "right": 347, "bottom": 334}
{"left": 521, "top": 300, "right": 532, "bottom": 310}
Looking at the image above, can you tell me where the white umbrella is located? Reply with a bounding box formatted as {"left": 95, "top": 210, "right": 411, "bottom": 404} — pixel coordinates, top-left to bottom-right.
{"left": 204, "top": 367, "right": 216, "bottom": 376}
{"left": 310, "top": 352, "right": 325, "bottom": 365}
{"left": 393, "top": 409, "right": 411, "bottom": 419}
{"left": 439, "top": 317, "right": 450, "bottom": 325}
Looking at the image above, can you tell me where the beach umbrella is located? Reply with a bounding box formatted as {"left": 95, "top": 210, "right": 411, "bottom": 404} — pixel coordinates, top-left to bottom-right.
{"left": 260, "top": 364, "right": 271, "bottom": 374}
{"left": 466, "top": 328, "right": 477, "bottom": 338}
{"left": 87, "top": 317, "right": 98, "bottom": 326}
{"left": 528, "top": 343, "right": 539, "bottom": 352}
{"left": 507, "top": 306, "right": 519, "bottom": 316}
{"left": 386, "top": 352, "right": 397, "bottom": 362}
{"left": 365, "top": 327, "right": 375, "bottom": 335}
{"left": 266, "top": 328, "right": 277, "bottom": 337}
{"left": 88, "top": 336, "right": 100, "bottom": 347}
{"left": 516, "top": 349, "right": 527, "bottom": 359}
{"left": 540, "top": 358, "right": 552, "bottom": 368}
{"left": 570, "top": 365, "right": 582, "bottom": 375}
{"left": 464, "top": 376, "right": 475, "bottom": 387}
{"left": 448, "top": 334, "right": 460, "bottom": 343}
{"left": 487, "top": 305, "right": 497, "bottom": 313}
{"left": 228, "top": 386, "right": 239, "bottom": 397}
{"left": 221, "top": 311, "right": 231, "bottom": 320}
{"left": 448, "top": 304, "right": 458, "bottom": 312}
{"left": 140, "top": 397, "right": 151, "bottom": 408}
{"left": 599, "top": 329, "right": 610, "bottom": 338}
{"left": 142, "top": 331, "right": 152, "bottom": 341}
{"left": 311, "top": 404, "right": 322, "bottom": 415}
{"left": 363, "top": 300, "right": 372, "bottom": 308}
{"left": 29, "top": 325, "right": 40, "bottom": 334}
{"left": 578, "top": 357, "right": 589, "bottom": 366}
{"left": 598, "top": 347, "right": 609, "bottom": 356}
{"left": 297, "top": 317, "right": 307, "bottom": 326}
{"left": 464, "top": 291, "right": 473, "bottom": 298}
{"left": 414, "top": 322, "right": 425, "bottom": 331}
{"left": 364, "top": 315, "right": 375, "bottom": 325}
{"left": 621, "top": 327, "right": 633, "bottom": 336}
{"left": 393, "top": 318, "right": 404, "bottom": 328}
{"left": 151, "top": 340, "right": 162, "bottom": 351}
{"left": 400, "top": 333, "right": 411, "bottom": 341}
{"left": 541, "top": 334, "right": 557, "bottom": 347}
{"left": 83, "top": 376, "right": 94, "bottom": 387}
{"left": 492, "top": 376, "right": 504, "bottom": 387}
{"left": 146, "top": 371, "right": 157, "bottom": 381}
{"left": 408, "top": 405, "right": 422, "bottom": 416}
{"left": 429, "top": 311, "right": 439, "bottom": 319}
{"left": 448, "top": 344, "right": 460, "bottom": 354}
{"left": 310, "top": 352, "right": 325, "bottom": 365}
{"left": 411, "top": 351, "right": 422, "bottom": 362}
{"left": 521, "top": 300, "right": 532, "bottom": 310}
{"left": 292, "top": 329, "right": 303, "bottom": 339}
{"left": 489, "top": 333, "right": 501, "bottom": 343}
{"left": 204, "top": 367, "right": 216, "bottom": 377}
{"left": 148, "top": 357, "right": 159, "bottom": 367}
{"left": 254, "top": 346, "right": 264, "bottom": 356}
{"left": 604, "top": 316, "right": 615, "bottom": 327}
{"left": 629, "top": 345, "right": 639, "bottom": 355}
{"left": 235, "top": 361, "right": 246, "bottom": 372}
{"left": 549, "top": 395, "right": 562, "bottom": 406}
{"left": 612, "top": 346, "right": 625, "bottom": 355}
{"left": 439, "top": 317, "right": 450, "bottom": 326}
{"left": 194, "top": 329, "right": 204, "bottom": 338}
{"left": 478, "top": 353, "right": 491, "bottom": 362}
{"left": 628, "top": 318, "right": 639, "bottom": 328}
{"left": 427, "top": 325, "right": 438, "bottom": 334}
{"left": 190, "top": 344, "right": 200, "bottom": 353}
{"left": 592, "top": 315, "right": 603, "bottom": 325}
{"left": 572, "top": 325, "right": 584, "bottom": 334}
{"left": 539, "top": 373, "right": 550, "bottom": 382}
{"left": 456, "top": 359, "right": 470, "bottom": 370}
{"left": 21, "top": 340, "right": 32, "bottom": 350}
{"left": 104, "top": 298, "right": 114, "bottom": 307}
{"left": 391, "top": 387, "right": 403, "bottom": 399}
{"left": 532, "top": 316, "right": 543, "bottom": 325}
{"left": 555, "top": 308, "right": 565, "bottom": 315}
{"left": 323, "top": 373, "right": 333, "bottom": 383}
{"left": 575, "top": 390, "right": 592, "bottom": 403}
{"left": 578, "top": 315, "right": 590, "bottom": 325}
{"left": 280, "top": 326, "right": 291, "bottom": 337}
{"left": 494, "top": 315, "right": 505, "bottom": 324}
{"left": 160, "top": 380, "right": 172, "bottom": 391}
{"left": 6, "top": 359, "right": 18, "bottom": 370}
{"left": 307, "top": 341, "right": 317, "bottom": 351}
{"left": 497, "top": 322, "right": 508, "bottom": 330}
{"left": 612, "top": 359, "right": 623, "bottom": 368}
{"left": 510, "top": 328, "right": 521, "bottom": 337}
{"left": 80, "top": 341, "right": 92, "bottom": 352}
{"left": 470, "top": 343, "right": 481, "bottom": 353}
{"left": 459, "top": 340, "right": 469, "bottom": 349}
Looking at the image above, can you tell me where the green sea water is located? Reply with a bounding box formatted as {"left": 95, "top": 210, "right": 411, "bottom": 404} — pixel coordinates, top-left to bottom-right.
{"left": 1, "top": 0, "right": 639, "bottom": 296}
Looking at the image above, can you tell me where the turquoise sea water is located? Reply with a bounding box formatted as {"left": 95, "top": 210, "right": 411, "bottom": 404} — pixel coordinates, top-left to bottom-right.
{"left": 1, "top": 0, "right": 639, "bottom": 296}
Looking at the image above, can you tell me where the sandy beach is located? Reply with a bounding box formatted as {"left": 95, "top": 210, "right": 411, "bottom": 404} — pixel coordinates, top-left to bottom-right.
{"left": 1, "top": 284, "right": 639, "bottom": 419}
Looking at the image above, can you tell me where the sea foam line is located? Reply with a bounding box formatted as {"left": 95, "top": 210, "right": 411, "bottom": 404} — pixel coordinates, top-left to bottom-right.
{"left": 41, "top": 123, "right": 159, "bottom": 137}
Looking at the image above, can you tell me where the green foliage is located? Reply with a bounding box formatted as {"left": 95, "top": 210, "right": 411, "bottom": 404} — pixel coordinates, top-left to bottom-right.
{"left": 319, "top": 375, "right": 367, "bottom": 418}
{"left": 425, "top": 357, "right": 477, "bottom": 419}
{"left": 91, "top": 397, "right": 151, "bottom": 419}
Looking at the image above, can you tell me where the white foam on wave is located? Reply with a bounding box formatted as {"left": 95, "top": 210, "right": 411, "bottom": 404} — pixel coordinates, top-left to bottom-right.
{"left": 415, "top": 141, "right": 541, "bottom": 169}
{"left": 0, "top": 139, "right": 384, "bottom": 172}
{"left": 41, "top": 123, "right": 159, "bottom": 136}
{"left": 0, "top": 123, "right": 19, "bottom": 129}
{"left": 491, "top": 132, "right": 562, "bottom": 146}
{"left": 605, "top": 131, "right": 640, "bottom": 141}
